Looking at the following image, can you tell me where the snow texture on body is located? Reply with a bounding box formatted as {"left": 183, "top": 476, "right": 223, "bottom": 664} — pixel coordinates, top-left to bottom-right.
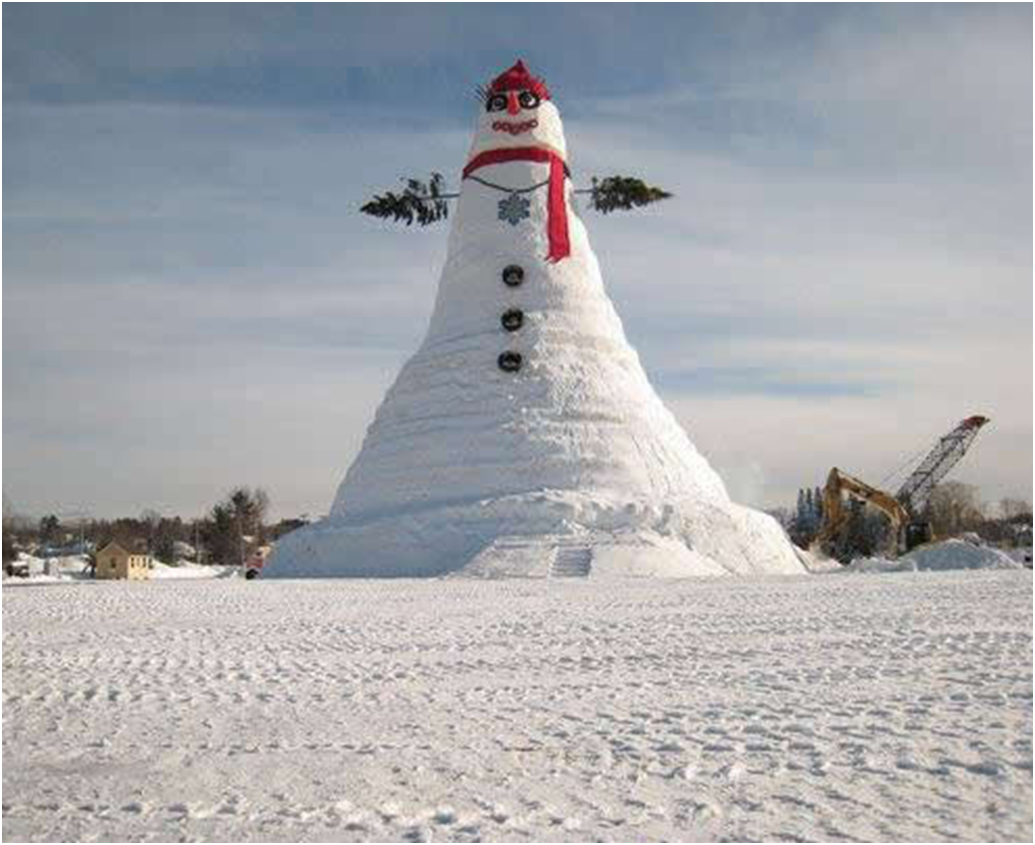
{"left": 3, "top": 571, "right": 1031, "bottom": 842}
{"left": 270, "top": 63, "right": 801, "bottom": 578}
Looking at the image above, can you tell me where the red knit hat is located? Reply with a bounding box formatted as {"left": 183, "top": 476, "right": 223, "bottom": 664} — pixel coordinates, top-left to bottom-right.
{"left": 487, "top": 60, "right": 550, "bottom": 100}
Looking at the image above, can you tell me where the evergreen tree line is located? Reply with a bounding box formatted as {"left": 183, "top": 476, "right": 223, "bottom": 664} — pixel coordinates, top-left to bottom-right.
{"left": 1, "top": 490, "right": 15, "bottom": 563}
{"left": 789, "top": 486, "right": 826, "bottom": 548}
{"left": 1, "top": 521, "right": 14, "bottom": 567}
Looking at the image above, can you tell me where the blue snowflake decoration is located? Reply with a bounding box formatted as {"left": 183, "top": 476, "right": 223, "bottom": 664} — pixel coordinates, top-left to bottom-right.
{"left": 498, "top": 193, "right": 531, "bottom": 226}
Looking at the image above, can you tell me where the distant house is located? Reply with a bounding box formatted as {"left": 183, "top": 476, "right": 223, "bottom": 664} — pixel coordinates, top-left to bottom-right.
{"left": 95, "top": 541, "right": 151, "bottom": 581}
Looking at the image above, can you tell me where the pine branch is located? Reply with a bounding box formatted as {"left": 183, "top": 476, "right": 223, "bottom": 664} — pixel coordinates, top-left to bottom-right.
{"left": 360, "top": 173, "right": 452, "bottom": 226}
{"left": 580, "top": 176, "right": 673, "bottom": 214}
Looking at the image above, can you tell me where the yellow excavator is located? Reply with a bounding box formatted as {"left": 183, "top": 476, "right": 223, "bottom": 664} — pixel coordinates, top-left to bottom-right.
{"left": 813, "top": 415, "right": 990, "bottom": 558}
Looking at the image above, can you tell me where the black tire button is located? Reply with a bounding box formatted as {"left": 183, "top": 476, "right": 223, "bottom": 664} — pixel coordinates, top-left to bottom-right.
{"left": 502, "top": 265, "right": 524, "bottom": 287}
{"left": 501, "top": 309, "right": 524, "bottom": 332}
{"left": 498, "top": 351, "right": 522, "bottom": 372}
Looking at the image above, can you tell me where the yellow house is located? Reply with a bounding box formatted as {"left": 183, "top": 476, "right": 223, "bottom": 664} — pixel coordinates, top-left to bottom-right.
{"left": 95, "top": 541, "right": 152, "bottom": 581}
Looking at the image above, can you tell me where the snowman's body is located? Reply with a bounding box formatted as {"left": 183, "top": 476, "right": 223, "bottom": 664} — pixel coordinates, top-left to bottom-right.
{"left": 269, "top": 63, "right": 804, "bottom": 578}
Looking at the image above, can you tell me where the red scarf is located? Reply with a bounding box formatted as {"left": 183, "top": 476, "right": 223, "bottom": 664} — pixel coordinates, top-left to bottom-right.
{"left": 463, "top": 147, "right": 570, "bottom": 263}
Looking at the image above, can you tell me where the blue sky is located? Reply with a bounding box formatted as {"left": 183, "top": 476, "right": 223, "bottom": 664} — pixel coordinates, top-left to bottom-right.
{"left": 4, "top": 4, "right": 1031, "bottom": 520}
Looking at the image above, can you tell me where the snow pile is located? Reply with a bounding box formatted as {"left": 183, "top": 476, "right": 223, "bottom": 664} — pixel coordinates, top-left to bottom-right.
{"left": 847, "top": 538, "right": 1024, "bottom": 573}
{"left": 791, "top": 545, "right": 843, "bottom": 573}
{"left": 269, "top": 63, "right": 803, "bottom": 579}
{"left": 2, "top": 555, "right": 90, "bottom": 579}
{"left": 6, "top": 552, "right": 46, "bottom": 577}
{"left": 152, "top": 561, "right": 236, "bottom": 580}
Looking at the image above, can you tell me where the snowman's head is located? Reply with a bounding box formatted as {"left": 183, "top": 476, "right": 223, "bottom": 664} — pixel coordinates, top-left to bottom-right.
{"left": 468, "top": 60, "right": 567, "bottom": 163}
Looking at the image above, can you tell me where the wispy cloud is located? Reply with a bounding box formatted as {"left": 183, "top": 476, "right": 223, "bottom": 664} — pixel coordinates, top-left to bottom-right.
{"left": 3, "top": 5, "right": 1030, "bottom": 518}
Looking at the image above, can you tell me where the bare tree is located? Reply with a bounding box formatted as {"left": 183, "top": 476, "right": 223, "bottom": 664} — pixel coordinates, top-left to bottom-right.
{"left": 997, "top": 497, "right": 1032, "bottom": 521}
{"left": 925, "top": 481, "right": 984, "bottom": 538}
{"left": 140, "top": 508, "right": 162, "bottom": 552}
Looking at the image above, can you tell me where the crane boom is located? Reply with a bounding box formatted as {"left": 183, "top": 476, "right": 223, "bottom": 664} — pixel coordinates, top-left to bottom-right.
{"left": 895, "top": 415, "right": 990, "bottom": 515}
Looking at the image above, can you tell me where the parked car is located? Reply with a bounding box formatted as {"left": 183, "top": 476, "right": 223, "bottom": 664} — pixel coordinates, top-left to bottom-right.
{"left": 4, "top": 560, "right": 31, "bottom": 577}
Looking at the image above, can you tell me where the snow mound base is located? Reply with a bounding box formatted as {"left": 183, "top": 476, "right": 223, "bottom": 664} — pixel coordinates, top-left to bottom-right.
{"left": 268, "top": 490, "right": 804, "bottom": 579}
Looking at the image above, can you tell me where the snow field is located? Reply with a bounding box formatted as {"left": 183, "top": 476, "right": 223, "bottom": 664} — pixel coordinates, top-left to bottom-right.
{"left": 3, "top": 570, "right": 1031, "bottom": 841}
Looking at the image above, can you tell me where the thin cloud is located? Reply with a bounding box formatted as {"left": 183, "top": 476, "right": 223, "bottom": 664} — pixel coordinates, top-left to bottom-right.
{"left": 3, "top": 6, "right": 1030, "bottom": 518}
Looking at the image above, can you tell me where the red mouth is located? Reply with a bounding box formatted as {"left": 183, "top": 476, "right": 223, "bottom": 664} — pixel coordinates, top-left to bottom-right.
{"left": 492, "top": 118, "right": 538, "bottom": 136}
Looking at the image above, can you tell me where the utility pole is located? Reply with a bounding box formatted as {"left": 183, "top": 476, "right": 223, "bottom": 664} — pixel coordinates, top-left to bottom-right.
{"left": 58, "top": 506, "right": 90, "bottom": 554}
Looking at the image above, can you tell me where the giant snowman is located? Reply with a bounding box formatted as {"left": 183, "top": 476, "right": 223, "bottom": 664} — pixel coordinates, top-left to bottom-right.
{"left": 269, "top": 61, "right": 804, "bottom": 579}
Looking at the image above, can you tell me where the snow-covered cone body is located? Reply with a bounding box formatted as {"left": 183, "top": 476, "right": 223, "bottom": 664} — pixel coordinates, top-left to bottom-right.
{"left": 270, "top": 62, "right": 803, "bottom": 578}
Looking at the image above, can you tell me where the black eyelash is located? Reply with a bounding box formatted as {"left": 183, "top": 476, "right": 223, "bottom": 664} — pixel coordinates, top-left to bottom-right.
{"left": 474, "top": 85, "right": 489, "bottom": 104}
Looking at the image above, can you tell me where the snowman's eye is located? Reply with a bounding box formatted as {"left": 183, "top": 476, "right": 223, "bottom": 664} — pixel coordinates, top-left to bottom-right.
{"left": 518, "top": 90, "right": 540, "bottom": 109}
{"left": 486, "top": 94, "right": 508, "bottom": 113}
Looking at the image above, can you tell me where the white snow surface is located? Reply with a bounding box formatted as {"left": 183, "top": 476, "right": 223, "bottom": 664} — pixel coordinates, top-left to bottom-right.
{"left": 270, "top": 84, "right": 801, "bottom": 578}
{"left": 3, "top": 572, "right": 1031, "bottom": 842}
{"left": 847, "top": 538, "right": 1025, "bottom": 574}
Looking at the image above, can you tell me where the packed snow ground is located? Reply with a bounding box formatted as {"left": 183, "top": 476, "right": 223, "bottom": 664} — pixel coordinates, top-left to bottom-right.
{"left": 3, "top": 571, "right": 1032, "bottom": 842}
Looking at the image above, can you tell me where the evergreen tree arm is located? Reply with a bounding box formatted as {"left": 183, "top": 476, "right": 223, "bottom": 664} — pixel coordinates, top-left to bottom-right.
{"left": 578, "top": 176, "right": 674, "bottom": 214}
{"left": 360, "top": 173, "right": 453, "bottom": 226}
